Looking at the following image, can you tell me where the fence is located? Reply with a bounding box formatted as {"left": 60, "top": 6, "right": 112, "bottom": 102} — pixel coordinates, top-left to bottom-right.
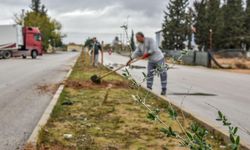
{"left": 165, "top": 50, "right": 210, "bottom": 67}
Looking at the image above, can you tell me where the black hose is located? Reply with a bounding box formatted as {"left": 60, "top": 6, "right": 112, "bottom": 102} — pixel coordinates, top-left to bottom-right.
{"left": 207, "top": 51, "right": 230, "bottom": 69}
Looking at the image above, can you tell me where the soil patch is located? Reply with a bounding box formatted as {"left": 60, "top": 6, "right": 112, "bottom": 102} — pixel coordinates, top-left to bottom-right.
{"left": 36, "top": 84, "right": 59, "bottom": 95}
{"left": 65, "top": 80, "right": 130, "bottom": 89}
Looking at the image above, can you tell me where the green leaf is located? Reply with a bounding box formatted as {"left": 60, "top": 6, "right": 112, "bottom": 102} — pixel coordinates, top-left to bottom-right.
{"left": 223, "top": 121, "right": 231, "bottom": 126}
{"left": 125, "top": 68, "right": 129, "bottom": 74}
{"left": 122, "top": 73, "right": 127, "bottom": 77}
{"left": 122, "top": 68, "right": 131, "bottom": 78}
{"left": 218, "top": 111, "right": 223, "bottom": 119}
{"left": 231, "top": 144, "right": 238, "bottom": 150}
{"left": 160, "top": 127, "right": 177, "bottom": 137}
{"left": 190, "top": 123, "right": 199, "bottom": 132}
{"left": 233, "top": 127, "right": 238, "bottom": 135}
{"left": 197, "top": 128, "right": 208, "bottom": 138}
{"left": 169, "top": 127, "right": 177, "bottom": 137}
{"left": 160, "top": 128, "right": 168, "bottom": 134}
{"left": 186, "top": 131, "right": 193, "bottom": 140}
{"left": 147, "top": 112, "right": 157, "bottom": 121}
{"left": 230, "top": 134, "right": 235, "bottom": 143}
{"left": 236, "top": 136, "right": 240, "bottom": 145}
{"left": 167, "top": 107, "right": 177, "bottom": 120}
{"left": 147, "top": 109, "right": 161, "bottom": 121}
{"left": 216, "top": 118, "right": 222, "bottom": 121}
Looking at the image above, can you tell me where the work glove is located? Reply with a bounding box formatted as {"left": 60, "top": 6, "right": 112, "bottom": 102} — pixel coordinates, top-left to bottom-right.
{"left": 142, "top": 53, "right": 150, "bottom": 59}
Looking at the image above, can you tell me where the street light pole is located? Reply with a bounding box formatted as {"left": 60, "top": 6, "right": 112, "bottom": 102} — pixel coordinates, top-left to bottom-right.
{"left": 21, "top": 9, "right": 25, "bottom": 26}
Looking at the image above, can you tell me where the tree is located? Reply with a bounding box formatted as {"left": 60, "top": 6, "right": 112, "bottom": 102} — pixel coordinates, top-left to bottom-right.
{"left": 30, "top": 0, "right": 47, "bottom": 15}
{"left": 19, "top": 0, "right": 64, "bottom": 50}
{"left": 222, "top": 0, "right": 245, "bottom": 48}
{"left": 246, "top": 0, "right": 250, "bottom": 32}
{"left": 206, "top": 0, "right": 224, "bottom": 50}
{"left": 31, "top": 0, "right": 41, "bottom": 13}
{"left": 209, "top": 0, "right": 224, "bottom": 50}
{"left": 14, "top": 9, "right": 26, "bottom": 25}
{"left": 245, "top": 0, "right": 250, "bottom": 50}
{"left": 24, "top": 12, "right": 54, "bottom": 49}
{"left": 41, "top": 4, "right": 48, "bottom": 15}
{"left": 193, "top": 0, "right": 207, "bottom": 51}
{"left": 193, "top": 0, "right": 223, "bottom": 51}
{"left": 130, "top": 30, "right": 136, "bottom": 51}
{"left": 162, "top": 0, "right": 189, "bottom": 50}
{"left": 185, "top": 8, "right": 194, "bottom": 49}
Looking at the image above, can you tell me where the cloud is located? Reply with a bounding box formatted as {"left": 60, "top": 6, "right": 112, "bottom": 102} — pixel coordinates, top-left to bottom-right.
{"left": 0, "top": 0, "right": 170, "bottom": 44}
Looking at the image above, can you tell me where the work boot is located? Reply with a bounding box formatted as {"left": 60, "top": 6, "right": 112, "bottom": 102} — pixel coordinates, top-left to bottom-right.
{"left": 161, "top": 88, "right": 167, "bottom": 96}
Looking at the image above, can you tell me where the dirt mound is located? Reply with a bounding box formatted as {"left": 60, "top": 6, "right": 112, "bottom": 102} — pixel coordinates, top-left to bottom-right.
{"left": 65, "top": 80, "right": 129, "bottom": 89}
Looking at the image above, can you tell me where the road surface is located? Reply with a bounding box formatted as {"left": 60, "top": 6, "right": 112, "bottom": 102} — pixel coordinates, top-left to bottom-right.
{"left": 0, "top": 52, "right": 79, "bottom": 150}
{"left": 103, "top": 52, "right": 250, "bottom": 146}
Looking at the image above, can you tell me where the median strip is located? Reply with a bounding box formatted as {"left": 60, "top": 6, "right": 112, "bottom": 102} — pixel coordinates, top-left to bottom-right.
{"left": 22, "top": 51, "right": 236, "bottom": 150}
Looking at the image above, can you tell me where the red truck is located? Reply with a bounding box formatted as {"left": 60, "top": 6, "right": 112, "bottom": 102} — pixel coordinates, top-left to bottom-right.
{"left": 0, "top": 24, "right": 43, "bottom": 59}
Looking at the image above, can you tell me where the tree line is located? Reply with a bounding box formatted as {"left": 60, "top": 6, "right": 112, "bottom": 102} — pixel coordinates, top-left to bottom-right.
{"left": 162, "top": 0, "right": 250, "bottom": 51}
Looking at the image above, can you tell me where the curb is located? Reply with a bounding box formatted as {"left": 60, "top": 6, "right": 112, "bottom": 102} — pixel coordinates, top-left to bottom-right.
{"left": 103, "top": 63, "right": 250, "bottom": 150}
{"left": 26, "top": 54, "right": 79, "bottom": 146}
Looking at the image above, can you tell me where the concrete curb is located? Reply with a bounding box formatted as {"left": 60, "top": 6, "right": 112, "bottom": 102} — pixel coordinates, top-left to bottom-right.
{"left": 26, "top": 54, "right": 79, "bottom": 147}
{"left": 103, "top": 64, "right": 250, "bottom": 150}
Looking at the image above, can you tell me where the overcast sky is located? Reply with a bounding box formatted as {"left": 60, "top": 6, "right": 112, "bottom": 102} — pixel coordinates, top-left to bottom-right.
{"left": 0, "top": 0, "right": 170, "bottom": 44}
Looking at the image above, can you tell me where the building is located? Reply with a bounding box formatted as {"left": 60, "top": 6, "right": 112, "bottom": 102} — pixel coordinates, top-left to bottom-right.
{"left": 67, "top": 43, "right": 83, "bottom": 52}
{"left": 155, "top": 30, "right": 198, "bottom": 50}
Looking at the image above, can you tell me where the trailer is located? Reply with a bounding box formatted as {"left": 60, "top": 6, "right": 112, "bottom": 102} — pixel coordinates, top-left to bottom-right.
{"left": 0, "top": 24, "right": 43, "bottom": 59}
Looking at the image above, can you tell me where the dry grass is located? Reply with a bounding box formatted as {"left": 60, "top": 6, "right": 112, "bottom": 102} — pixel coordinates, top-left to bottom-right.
{"left": 213, "top": 56, "right": 250, "bottom": 74}
{"left": 214, "top": 56, "right": 250, "bottom": 69}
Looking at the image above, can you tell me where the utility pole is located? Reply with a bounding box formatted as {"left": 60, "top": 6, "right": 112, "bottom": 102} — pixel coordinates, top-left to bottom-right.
{"left": 119, "top": 33, "right": 122, "bottom": 52}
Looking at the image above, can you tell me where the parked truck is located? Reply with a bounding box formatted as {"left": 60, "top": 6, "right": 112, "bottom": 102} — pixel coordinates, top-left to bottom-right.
{"left": 0, "top": 24, "right": 43, "bottom": 59}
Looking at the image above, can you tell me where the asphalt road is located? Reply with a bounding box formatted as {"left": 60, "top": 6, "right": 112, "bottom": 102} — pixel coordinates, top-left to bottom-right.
{"left": 103, "top": 52, "right": 250, "bottom": 146}
{"left": 0, "top": 52, "right": 79, "bottom": 150}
